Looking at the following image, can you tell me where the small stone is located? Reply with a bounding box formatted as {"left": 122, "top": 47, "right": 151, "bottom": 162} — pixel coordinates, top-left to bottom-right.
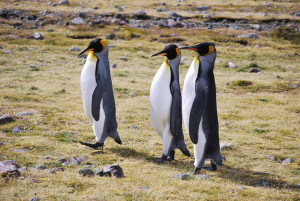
{"left": 135, "top": 10, "right": 147, "bottom": 16}
{"left": 236, "top": 185, "right": 244, "bottom": 190}
{"left": 17, "top": 111, "right": 33, "bottom": 116}
{"left": 267, "top": 155, "right": 275, "bottom": 161}
{"left": 105, "top": 33, "right": 115, "bottom": 40}
{"left": 50, "top": 167, "right": 64, "bottom": 173}
{"left": 71, "top": 158, "right": 81, "bottom": 165}
{"left": 0, "top": 160, "right": 20, "bottom": 177}
{"left": 69, "top": 17, "right": 85, "bottom": 25}
{"left": 167, "top": 19, "right": 178, "bottom": 27}
{"left": 62, "top": 162, "right": 70, "bottom": 166}
{"left": 249, "top": 68, "right": 261, "bottom": 73}
{"left": 47, "top": 28, "right": 54, "bottom": 32}
{"left": 130, "top": 125, "right": 139, "bottom": 129}
{"left": 282, "top": 158, "right": 294, "bottom": 165}
{"left": 140, "top": 186, "right": 150, "bottom": 190}
{"left": 129, "top": 92, "right": 137, "bottom": 96}
{"left": 250, "top": 24, "right": 262, "bottom": 31}
{"left": 30, "top": 196, "right": 40, "bottom": 201}
{"left": 167, "top": 11, "right": 182, "bottom": 18}
{"left": 196, "top": 174, "right": 210, "bottom": 179}
{"left": 82, "top": 59, "right": 86, "bottom": 64}
{"left": 94, "top": 7, "right": 98, "bottom": 10}
{"left": 3, "top": 50, "right": 12, "bottom": 54}
{"left": 289, "top": 84, "right": 300, "bottom": 89}
{"left": 58, "top": 0, "right": 69, "bottom": 5}
{"left": 155, "top": 3, "right": 166, "bottom": 6}
{"left": 119, "top": 57, "right": 128, "bottom": 61}
{"left": 220, "top": 142, "right": 233, "bottom": 150}
{"left": 196, "top": 6, "right": 211, "bottom": 11}
{"left": 0, "top": 115, "right": 14, "bottom": 125}
{"left": 110, "top": 64, "right": 117, "bottom": 68}
{"left": 133, "top": 10, "right": 149, "bottom": 20}
{"left": 290, "top": 11, "right": 300, "bottom": 16}
{"left": 97, "top": 164, "right": 123, "bottom": 178}
{"left": 79, "top": 168, "right": 95, "bottom": 177}
{"left": 237, "top": 33, "right": 259, "bottom": 39}
{"left": 18, "top": 166, "right": 28, "bottom": 171}
{"left": 254, "top": 44, "right": 260, "bottom": 48}
{"left": 295, "top": 184, "right": 300, "bottom": 189}
{"left": 226, "top": 62, "right": 238, "bottom": 68}
{"left": 13, "top": 148, "right": 28, "bottom": 153}
{"left": 203, "top": 14, "right": 212, "bottom": 18}
{"left": 31, "top": 32, "right": 44, "bottom": 40}
{"left": 69, "top": 46, "right": 81, "bottom": 51}
{"left": 37, "top": 164, "right": 46, "bottom": 170}
{"left": 12, "top": 126, "right": 21, "bottom": 133}
{"left": 261, "top": 181, "right": 270, "bottom": 187}
{"left": 174, "top": 173, "right": 190, "bottom": 180}
{"left": 0, "top": 142, "right": 3, "bottom": 146}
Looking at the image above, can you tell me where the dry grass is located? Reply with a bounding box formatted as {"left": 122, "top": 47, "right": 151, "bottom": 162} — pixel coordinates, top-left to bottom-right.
{"left": 0, "top": 0, "right": 300, "bottom": 200}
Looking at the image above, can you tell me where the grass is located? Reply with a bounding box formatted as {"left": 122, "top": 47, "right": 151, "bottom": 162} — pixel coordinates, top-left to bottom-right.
{"left": 0, "top": 0, "right": 300, "bottom": 200}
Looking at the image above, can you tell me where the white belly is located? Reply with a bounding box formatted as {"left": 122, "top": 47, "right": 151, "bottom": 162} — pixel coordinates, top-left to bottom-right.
{"left": 150, "top": 61, "right": 172, "bottom": 136}
{"left": 81, "top": 53, "right": 97, "bottom": 123}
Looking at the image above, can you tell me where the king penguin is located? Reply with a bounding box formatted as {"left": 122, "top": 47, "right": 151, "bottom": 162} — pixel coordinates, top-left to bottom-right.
{"left": 150, "top": 44, "right": 190, "bottom": 163}
{"left": 78, "top": 38, "right": 122, "bottom": 149}
{"left": 181, "top": 42, "right": 223, "bottom": 173}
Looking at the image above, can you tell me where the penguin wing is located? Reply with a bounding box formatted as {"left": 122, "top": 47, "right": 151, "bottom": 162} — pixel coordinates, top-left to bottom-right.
{"left": 189, "top": 83, "right": 208, "bottom": 144}
{"left": 92, "top": 83, "right": 105, "bottom": 121}
{"left": 170, "top": 81, "right": 183, "bottom": 138}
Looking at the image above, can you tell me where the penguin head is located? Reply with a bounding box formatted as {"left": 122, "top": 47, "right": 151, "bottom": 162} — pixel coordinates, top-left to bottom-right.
{"left": 78, "top": 38, "right": 107, "bottom": 57}
{"left": 151, "top": 44, "right": 181, "bottom": 60}
{"left": 180, "top": 42, "right": 216, "bottom": 56}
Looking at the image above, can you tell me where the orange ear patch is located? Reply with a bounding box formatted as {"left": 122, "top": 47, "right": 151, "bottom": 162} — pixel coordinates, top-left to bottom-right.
{"left": 175, "top": 48, "right": 181, "bottom": 57}
{"left": 100, "top": 40, "right": 106, "bottom": 49}
{"left": 205, "top": 45, "right": 215, "bottom": 56}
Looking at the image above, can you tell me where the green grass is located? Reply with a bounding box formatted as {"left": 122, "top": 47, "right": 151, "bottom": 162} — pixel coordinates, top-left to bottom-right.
{"left": 0, "top": 0, "right": 300, "bottom": 200}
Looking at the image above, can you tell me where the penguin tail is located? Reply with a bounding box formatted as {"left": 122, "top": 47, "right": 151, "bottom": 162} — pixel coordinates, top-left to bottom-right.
{"left": 110, "top": 130, "right": 122, "bottom": 145}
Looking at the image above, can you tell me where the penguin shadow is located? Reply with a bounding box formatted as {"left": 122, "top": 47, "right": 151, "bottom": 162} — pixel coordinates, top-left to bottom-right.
{"left": 218, "top": 165, "right": 298, "bottom": 190}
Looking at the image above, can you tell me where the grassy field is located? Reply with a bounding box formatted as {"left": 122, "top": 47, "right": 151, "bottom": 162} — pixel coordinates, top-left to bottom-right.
{"left": 0, "top": 0, "right": 299, "bottom": 200}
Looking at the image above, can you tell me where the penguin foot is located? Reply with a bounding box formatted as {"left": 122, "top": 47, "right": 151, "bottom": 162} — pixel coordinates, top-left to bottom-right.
{"left": 166, "top": 150, "right": 175, "bottom": 161}
{"left": 202, "top": 161, "right": 217, "bottom": 171}
{"left": 79, "top": 141, "right": 103, "bottom": 149}
{"left": 180, "top": 147, "right": 191, "bottom": 157}
{"left": 154, "top": 155, "right": 167, "bottom": 163}
{"left": 114, "top": 138, "right": 122, "bottom": 145}
{"left": 193, "top": 167, "right": 201, "bottom": 174}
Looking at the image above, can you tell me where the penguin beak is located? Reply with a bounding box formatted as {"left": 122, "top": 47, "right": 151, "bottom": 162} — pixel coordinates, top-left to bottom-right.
{"left": 151, "top": 51, "right": 167, "bottom": 57}
{"left": 179, "top": 46, "right": 198, "bottom": 51}
{"left": 78, "top": 47, "right": 94, "bottom": 57}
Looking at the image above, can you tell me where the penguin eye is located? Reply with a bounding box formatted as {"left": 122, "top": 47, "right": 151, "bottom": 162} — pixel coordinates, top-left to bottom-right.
{"left": 204, "top": 45, "right": 215, "bottom": 56}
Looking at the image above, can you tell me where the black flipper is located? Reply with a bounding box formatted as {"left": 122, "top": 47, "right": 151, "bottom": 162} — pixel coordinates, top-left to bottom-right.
{"left": 189, "top": 84, "right": 208, "bottom": 144}
{"left": 92, "top": 84, "right": 105, "bottom": 121}
{"left": 79, "top": 141, "right": 104, "bottom": 149}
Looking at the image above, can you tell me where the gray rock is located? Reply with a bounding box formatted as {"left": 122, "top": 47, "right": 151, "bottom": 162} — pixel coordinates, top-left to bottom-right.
{"left": 135, "top": 10, "right": 147, "bottom": 17}
{"left": 254, "top": 44, "right": 260, "bottom": 48}
{"left": 37, "top": 164, "right": 46, "bottom": 170}
{"left": 220, "top": 142, "right": 234, "bottom": 150}
{"left": 97, "top": 164, "right": 123, "bottom": 178}
{"left": 71, "top": 158, "right": 81, "bottom": 165}
{"left": 133, "top": 10, "right": 149, "bottom": 20}
{"left": 58, "top": 0, "right": 69, "bottom": 5}
{"left": 167, "top": 19, "right": 178, "bottom": 27}
{"left": 196, "top": 174, "right": 210, "bottom": 179}
{"left": 0, "top": 142, "right": 3, "bottom": 146}
{"left": 69, "top": 46, "right": 81, "bottom": 51}
{"left": 3, "top": 50, "right": 12, "bottom": 54}
{"left": 261, "top": 181, "right": 270, "bottom": 187}
{"left": 225, "top": 62, "right": 238, "bottom": 68}
{"left": 12, "top": 126, "right": 21, "bottom": 133}
{"left": 31, "top": 32, "right": 44, "bottom": 40}
{"left": 250, "top": 24, "right": 262, "bottom": 31}
{"left": 290, "top": 11, "right": 300, "bottom": 16}
{"left": 237, "top": 33, "right": 259, "bottom": 39}
{"left": 17, "top": 111, "right": 33, "bottom": 116}
{"left": 129, "top": 92, "right": 137, "bottom": 96}
{"left": 174, "top": 173, "right": 190, "bottom": 180}
{"left": 296, "top": 184, "right": 300, "bottom": 189}
{"left": 0, "top": 115, "right": 14, "bottom": 125}
{"left": 203, "top": 13, "right": 212, "bottom": 18}
{"left": 18, "top": 166, "right": 28, "bottom": 171}
{"left": 130, "top": 125, "right": 139, "bottom": 129}
{"left": 140, "top": 186, "right": 150, "bottom": 190}
{"left": 50, "top": 167, "right": 64, "bottom": 173}
{"left": 289, "top": 84, "right": 300, "bottom": 89}
{"left": 119, "top": 57, "right": 128, "bottom": 61}
{"left": 167, "top": 11, "right": 182, "bottom": 18}
{"left": 236, "top": 185, "right": 244, "bottom": 190}
{"left": 105, "top": 33, "right": 115, "bottom": 40}
{"left": 249, "top": 68, "right": 261, "bottom": 73}
{"left": 155, "top": 3, "right": 166, "bottom": 6}
{"left": 62, "top": 162, "right": 70, "bottom": 166}
{"left": 69, "top": 17, "right": 85, "bottom": 25}
{"left": 30, "top": 196, "right": 40, "bottom": 201}
{"left": 47, "top": 28, "right": 55, "bottom": 32}
{"left": 196, "top": 6, "right": 211, "bottom": 11}
{"left": 0, "top": 160, "right": 20, "bottom": 177}
{"left": 79, "top": 168, "right": 95, "bottom": 177}
{"left": 110, "top": 64, "right": 117, "bottom": 68}
{"left": 282, "top": 158, "right": 294, "bottom": 165}
{"left": 267, "top": 155, "right": 275, "bottom": 161}
{"left": 13, "top": 148, "right": 28, "bottom": 153}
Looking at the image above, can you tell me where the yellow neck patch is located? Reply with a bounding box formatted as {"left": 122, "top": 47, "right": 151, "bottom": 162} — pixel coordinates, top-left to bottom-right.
{"left": 88, "top": 51, "right": 97, "bottom": 60}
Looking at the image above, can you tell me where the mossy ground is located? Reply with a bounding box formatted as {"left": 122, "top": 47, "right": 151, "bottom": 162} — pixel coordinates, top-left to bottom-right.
{"left": 0, "top": 0, "right": 300, "bottom": 200}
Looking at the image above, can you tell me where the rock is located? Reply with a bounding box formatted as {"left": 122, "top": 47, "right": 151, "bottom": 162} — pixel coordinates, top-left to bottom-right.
{"left": 290, "top": 11, "right": 300, "bottom": 16}
{"left": 174, "top": 173, "right": 190, "bottom": 180}
{"left": 69, "top": 46, "right": 81, "bottom": 51}
{"left": 254, "top": 44, "right": 260, "bottom": 48}
{"left": 50, "top": 167, "right": 64, "bottom": 173}
{"left": 140, "top": 186, "right": 150, "bottom": 190}
{"left": 167, "top": 19, "right": 178, "bottom": 27}
{"left": 225, "top": 62, "right": 238, "bottom": 68}
{"left": 220, "top": 142, "right": 233, "bottom": 150}
{"left": 203, "top": 13, "right": 212, "bottom": 18}
{"left": 129, "top": 125, "right": 139, "bottom": 129}
{"left": 17, "top": 111, "right": 33, "bottom": 116}
{"left": 282, "top": 158, "right": 294, "bottom": 165}
{"left": 105, "top": 33, "right": 115, "bottom": 40}
{"left": 0, "top": 160, "right": 20, "bottom": 177}
{"left": 71, "top": 158, "right": 81, "bottom": 165}
{"left": 129, "top": 92, "right": 137, "bottom": 96}
{"left": 267, "top": 155, "right": 275, "bottom": 161}
{"left": 249, "top": 68, "right": 261, "bottom": 73}
{"left": 237, "top": 33, "right": 259, "bottom": 39}
{"left": 69, "top": 17, "right": 85, "bottom": 25}
{"left": 0, "top": 115, "right": 14, "bottom": 125}
{"left": 261, "top": 180, "right": 270, "bottom": 187}
{"left": 37, "top": 164, "right": 46, "bottom": 170}
{"left": 119, "top": 57, "right": 128, "bottom": 61}
{"left": 79, "top": 168, "right": 94, "bottom": 177}
{"left": 250, "top": 24, "right": 262, "bottom": 31}
{"left": 155, "top": 3, "right": 166, "bottom": 6}
{"left": 82, "top": 59, "right": 86, "bottom": 64}
{"left": 110, "top": 64, "right": 117, "bottom": 68}
{"left": 296, "top": 184, "right": 300, "bottom": 189}
{"left": 196, "top": 174, "right": 210, "bottom": 179}
{"left": 31, "top": 32, "right": 44, "bottom": 40}
{"left": 18, "top": 166, "right": 28, "bottom": 171}
{"left": 62, "top": 162, "right": 70, "bottom": 166}
{"left": 30, "top": 196, "right": 40, "bottom": 201}
{"left": 133, "top": 10, "right": 149, "bottom": 20}
{"left": 58, "top": 0, "right": 69, "bottom": 5}
{"left": 12, "top": 126, "right": 21, "bottom": 133}
{"left": 167, "top": 11, "right": 182, "bottom": 18}
{"left": 236, "top": 185, "right": 244, "bottom": 190}
{"left": 115, "top": 13, "right": 126, "bottom": 19}
{"left": 97, "top": 164, "right": 124, "bottom": 178}
{"left": 196, "top": 6, "right": 211, "bottom": 11}
{"left": 13, "top": 148, "right": 28, "bottom": 153}
{"left": 0, "top": 142, "right": 3, "bottom": 146}
{"left": 3, "top": 50, "right": 12, "bottom": 54}
{"left": 47, "top": 28, "right": 54, "bottom": 32}
{"left": 289, "top": 84, "right": 300, "bottom": 89}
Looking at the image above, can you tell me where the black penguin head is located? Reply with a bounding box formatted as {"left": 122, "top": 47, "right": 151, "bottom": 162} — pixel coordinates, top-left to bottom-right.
{"left": 78, "top": 38, "right": 107, "bottom": 56}
{"left": 180, "top": 42, "right": 216, "bottom": 56}
{"left": 151, "top": 44, "right": 181, "bottom": 60}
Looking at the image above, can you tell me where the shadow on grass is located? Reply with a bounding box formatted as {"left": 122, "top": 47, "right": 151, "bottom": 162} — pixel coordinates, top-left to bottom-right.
{"left": 217, "top": 165, "right": 299, "bottom": 190}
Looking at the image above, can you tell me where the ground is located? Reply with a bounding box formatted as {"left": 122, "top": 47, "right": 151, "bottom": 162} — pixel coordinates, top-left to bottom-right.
{"left": 0, "top": 0, "right": 299, "bottom": 200}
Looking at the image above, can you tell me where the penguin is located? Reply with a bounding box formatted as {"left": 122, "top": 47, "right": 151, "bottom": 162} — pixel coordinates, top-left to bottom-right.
{"left": 78, "top": 38, "right": 122, "bottom": 149}
{"left": 180, "top": 42, "right": 223, "bottom": 173}
{"left": 150, "top": 44, "right": 190, "bottom": 163}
